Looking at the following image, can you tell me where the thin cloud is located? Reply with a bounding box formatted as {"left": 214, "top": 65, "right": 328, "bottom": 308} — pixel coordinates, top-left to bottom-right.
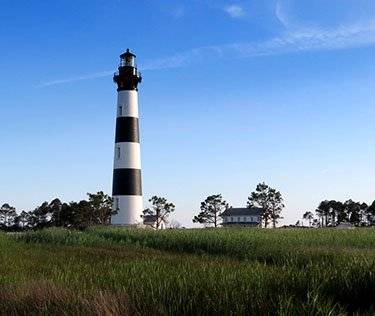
{"left": 275, "top": 0, "right": 291, "bottom": 28}
{"left": 37, "top": 70, "right": 114, "bottom": 87}
{"left": 144, "top": 20, "right": 375, "bottom": 67}
{"left": 37, "top": 20, "right": 375, "bottom": 87}
{"left": 233, "top": 21, "right": 375, "bottom": 56}
{"left": 224, "top": 5, "right": 245, "bottom": 18}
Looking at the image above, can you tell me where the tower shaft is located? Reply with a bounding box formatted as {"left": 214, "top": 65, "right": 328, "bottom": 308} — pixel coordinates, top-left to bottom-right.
{"left": 112, "top": 50, "right": 143, "bottom": 225}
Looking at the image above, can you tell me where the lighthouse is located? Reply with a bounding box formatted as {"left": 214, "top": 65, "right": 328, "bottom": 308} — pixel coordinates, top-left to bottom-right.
{"left": 111, "top": 49, "right": 143, "bottom": 225}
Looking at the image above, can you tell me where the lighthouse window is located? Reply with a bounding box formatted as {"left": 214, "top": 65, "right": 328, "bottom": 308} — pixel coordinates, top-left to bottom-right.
{"left": 116, "top": 146, "right": 121, "bottom": 159}
{"left": 125, "top": 56, "right": 135, "bottom": 67}
{"left": 114, "top": 198, "right": 119, "bottom": 210}
{"left": 118, "top": 106, "right": 122, "bottom": 116}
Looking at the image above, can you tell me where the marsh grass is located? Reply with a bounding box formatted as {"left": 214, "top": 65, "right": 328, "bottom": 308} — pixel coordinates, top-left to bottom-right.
{"left": 2, "top": 228, "right": 375, "bottom": 315}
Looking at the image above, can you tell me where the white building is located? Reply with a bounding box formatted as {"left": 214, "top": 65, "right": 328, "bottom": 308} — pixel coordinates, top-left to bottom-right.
{"left": 143, "top": 215, "right": 167, "bottom": 230}
{"left": 221, "top": 207, "right": 262, "bottom": 227}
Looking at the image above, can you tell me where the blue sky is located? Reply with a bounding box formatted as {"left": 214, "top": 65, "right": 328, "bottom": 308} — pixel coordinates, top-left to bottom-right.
{"left": 1, "top": 0, "right": 375, "bottom": 226}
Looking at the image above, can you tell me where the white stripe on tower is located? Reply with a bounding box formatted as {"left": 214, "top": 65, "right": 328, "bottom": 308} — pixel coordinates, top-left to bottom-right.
{"left": 111, "top": 49, "right": 143, "bottom": 225}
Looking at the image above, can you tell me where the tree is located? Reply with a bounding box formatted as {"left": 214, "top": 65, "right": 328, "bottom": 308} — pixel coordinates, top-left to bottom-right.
{"left": 247, "top": 183, "right": 284, "bottom": 228}
{"left": 359, "top": 202, "right": 369, "bottom": 226}
{"left": 49, "top": 192, "right": 113, "bottom": 228}
{"left": 87, "top": 191, "right": 114, "bottom": 225}
{"left": 193, "top": 194, "right": 228, "bottom": 227}
{"left": 343, "top": 200, "right": 368, "bottom": 226}
{"left": 27, "top": 212, "right": 38, "bottom": 228}
{"left": 315, "top": 200, "right": 331, "bottom": 227}
{"left": 314, "top": 199, "right": 369, "bottom": 227}
{"left": 50, "top": 198, "right": 63, "bottom": 226}
{"left": 302, "top": 211, "right": 314, "bottom": 227}
{"left": 69, "top": 200, "right": 92, "bottom": 229}
{"left": 0, "top": 191, "right": 114, "bottom": 231}
{"left": 15, "top": 211, "right": 30, "bottom": 229}
{"left": 366, "top": 201, "right": 375, "bottom": 226}
{"left": 312, "top": 218, "right": 320, "bottom": 228}
{"left": 58, "top": 202, "right": 75, "bottom": 227}
{"left": 331, "top": 200, "right": 344, "bottom": 225}
{"left": 31, "top": 201, "right": 52, "bottom": 228}
{"left": 143, "top": 196, "right": 175, "bottom": 229}
{"left": 0, "top": 204, "right": 17, "bottom": 227}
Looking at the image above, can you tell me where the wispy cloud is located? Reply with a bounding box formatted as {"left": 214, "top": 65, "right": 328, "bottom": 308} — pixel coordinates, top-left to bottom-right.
{"left": 143, "top": 20, "right": 375, "bottom": 68}
{"left": 37, "top": 70, "right": 114, "bottom": 87}
{"left": 233, "top": 21, "right": 375, "bottom": 56}
{"left": 275, "top": 0, "right": 291, "bottom": 28}
{"left": 224, "top": 5, "right": 245, "bottom": 18}
{"left": 38, "top": 19, "right": 375, "bottom": 87}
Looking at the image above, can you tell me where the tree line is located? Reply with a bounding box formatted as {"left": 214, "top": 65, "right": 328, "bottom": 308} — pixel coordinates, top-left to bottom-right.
{"left": 300, "top": 199, "right": 375, "bottom": 227}
{"left": 6, "top": 183, "right": 371, "bottom": 230}
{"left": 0, "top": 192, "right": 114, "bottom": 231}
{"left": 0, "top": 183, "right": 284, "bottom": 231}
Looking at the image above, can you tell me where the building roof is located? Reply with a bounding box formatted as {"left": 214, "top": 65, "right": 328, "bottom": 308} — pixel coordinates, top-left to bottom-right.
{"left": 143, "top": 215, "right": 158, "bottom": 223}
{"left": 120, "top": 48, "right": 136, "bottom": 58}
{"left": 143, "top": 215, "right": 167, "bottom": 224}
{"left": 221, "top": 207, "right": 263, "bottom": 217}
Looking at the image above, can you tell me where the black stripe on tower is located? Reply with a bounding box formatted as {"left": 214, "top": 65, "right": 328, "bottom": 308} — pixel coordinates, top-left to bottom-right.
{"left": 115, "top": 117, "right": 139, "bottom": 143}
{"left": 112, "top": 169, "right": 142, "bottom": 195}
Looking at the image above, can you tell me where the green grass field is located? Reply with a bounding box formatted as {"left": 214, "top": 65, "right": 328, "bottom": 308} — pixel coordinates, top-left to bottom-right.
{"left": 1, "top": 228, "right": 374, "bottom": 315}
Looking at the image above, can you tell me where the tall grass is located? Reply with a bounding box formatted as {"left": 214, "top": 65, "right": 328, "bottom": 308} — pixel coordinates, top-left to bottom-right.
{"left": 88, "top": 227, "right": 375, "bottom": 263}
{"left": 4, "top": 228, "right": 375, "bottom": 315}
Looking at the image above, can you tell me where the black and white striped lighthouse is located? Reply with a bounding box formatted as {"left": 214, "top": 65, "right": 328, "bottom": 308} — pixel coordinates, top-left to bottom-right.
{"left": 111, "top": 49, "right": 143, "bottom": 225}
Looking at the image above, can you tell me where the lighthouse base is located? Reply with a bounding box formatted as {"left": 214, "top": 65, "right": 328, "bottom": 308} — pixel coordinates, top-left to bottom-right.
{"left": 111, "top": 195, "right": 143, "bottom": 225}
